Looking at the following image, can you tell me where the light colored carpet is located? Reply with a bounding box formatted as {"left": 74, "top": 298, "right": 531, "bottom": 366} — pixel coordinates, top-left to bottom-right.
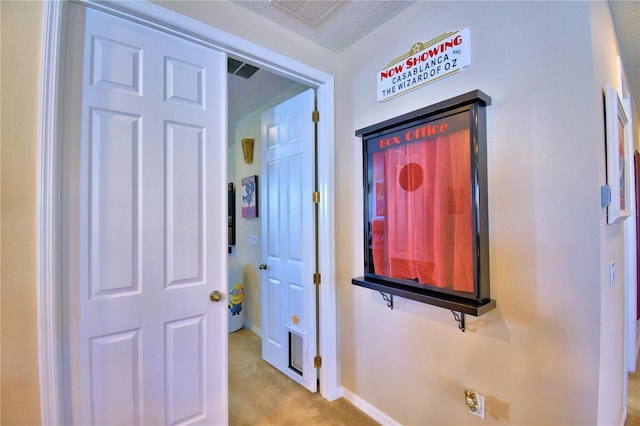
{"left": 229, "top": 327, "right": 378, "bottom": 426}
{"left": 628, "top": 357, "right": 640, "bottom": 426}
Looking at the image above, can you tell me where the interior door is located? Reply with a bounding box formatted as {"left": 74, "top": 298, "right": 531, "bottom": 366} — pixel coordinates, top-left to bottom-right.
{"left": 260, "top": 89, "right": 317, "bottom": 392}
{"left": 62, "top": 4, "right": 228, "bottom": 424}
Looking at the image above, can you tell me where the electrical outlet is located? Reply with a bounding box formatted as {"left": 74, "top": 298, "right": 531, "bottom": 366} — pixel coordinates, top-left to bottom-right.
{"left": 471, "top": 394, "right": 485, "bottom": 419}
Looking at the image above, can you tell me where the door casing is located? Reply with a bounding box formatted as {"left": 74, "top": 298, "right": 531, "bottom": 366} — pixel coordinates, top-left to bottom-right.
{"left": 37, "top": 1, "right": 338, "bottom": 423}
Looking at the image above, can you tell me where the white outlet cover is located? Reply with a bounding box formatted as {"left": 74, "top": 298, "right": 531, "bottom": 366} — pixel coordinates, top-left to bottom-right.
{"left": 610, "top": 261, "right": 615, "bottom": 288}
{"left": 249, "top": 235, "right": 258, "bottom": 245}
{"left": 470, "top": 394, "right": 485, "bottom": 419}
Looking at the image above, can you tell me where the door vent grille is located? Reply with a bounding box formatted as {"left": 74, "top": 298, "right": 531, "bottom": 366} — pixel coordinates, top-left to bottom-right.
{"left": 270, "top": 0, "right": 341, "bottom": 26}
{"left": 227, "top": 58, "right": 259, "bottom": 79}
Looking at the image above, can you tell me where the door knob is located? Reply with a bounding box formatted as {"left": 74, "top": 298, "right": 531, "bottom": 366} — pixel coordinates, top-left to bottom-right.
{"left": 259, "top": 264, "right": 267, "bottom": 270}
{"left": 209, "top": 290, "right": 223, "bottom": 302}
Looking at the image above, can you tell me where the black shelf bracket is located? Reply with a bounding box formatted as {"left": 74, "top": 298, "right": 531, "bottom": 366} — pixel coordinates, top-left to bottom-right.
{"left": 352, "top": 277, "right": 496, "bottom": 316}
{"left": 451, "top": 310, "right": 465, "bottom": 332}
{"left": 379, "top": 291, "right": 394, "bottom": 310}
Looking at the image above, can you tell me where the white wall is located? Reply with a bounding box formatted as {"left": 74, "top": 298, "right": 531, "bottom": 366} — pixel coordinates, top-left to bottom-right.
{"left": 590, "top": 2, "right": 630, "bottom": 424}
{"left": 336, "top": 1, "right": 622, "bottom": 424}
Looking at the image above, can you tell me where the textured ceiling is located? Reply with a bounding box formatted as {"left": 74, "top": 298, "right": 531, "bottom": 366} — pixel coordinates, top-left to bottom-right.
{"left": 232, "top": 0, "right": 416, "bottom": 53}
{"left": 231, "top": 0, "right": 640, "bottom": 116}
{"left": 609, "top": 0, "right": 640, "bottom": 111}
{"left": 228, "top": 70, "right": 306, "bottom": 126}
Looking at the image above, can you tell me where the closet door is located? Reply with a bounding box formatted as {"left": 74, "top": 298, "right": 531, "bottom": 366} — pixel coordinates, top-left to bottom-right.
{"left": 62, "top": 4, "right": 228, "bottom": 424}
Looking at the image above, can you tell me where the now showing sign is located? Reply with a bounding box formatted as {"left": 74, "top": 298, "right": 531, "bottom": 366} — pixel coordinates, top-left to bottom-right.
{"left": 378, "top": 29, "right": 471, "bottom": 102}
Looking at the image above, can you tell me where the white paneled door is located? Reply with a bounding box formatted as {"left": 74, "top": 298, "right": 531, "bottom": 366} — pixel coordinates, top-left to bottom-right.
{"left": 260, "top": 89, "right": 317, "bottom": 392}
{"left": 63, "top": 5, "right": 227, "bottom": 424}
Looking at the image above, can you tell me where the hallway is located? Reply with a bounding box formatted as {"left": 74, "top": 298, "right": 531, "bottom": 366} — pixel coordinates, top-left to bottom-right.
{"left": 628, "top": 358, "right": 640, "bottom": 425}
{"left": 228, "top": 328, "right": 376, "bottom": 425}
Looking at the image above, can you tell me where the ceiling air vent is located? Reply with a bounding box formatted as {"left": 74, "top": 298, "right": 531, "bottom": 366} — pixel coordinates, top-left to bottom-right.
{"left": 228, "top": 57, "right": 260, "bottom": 79}
{"left": 270, "top": 0, "right": 341, "bottom": 25}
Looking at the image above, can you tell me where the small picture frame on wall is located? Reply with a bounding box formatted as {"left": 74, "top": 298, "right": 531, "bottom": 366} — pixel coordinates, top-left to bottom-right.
{"left": 228, "top": 183, "right": 236, "bottom": 245}
{"left": 241, "top": 175, "right": 258, "bottom": 218}
{"left": 605, "top": 84, "right": 630, "bottom": 224}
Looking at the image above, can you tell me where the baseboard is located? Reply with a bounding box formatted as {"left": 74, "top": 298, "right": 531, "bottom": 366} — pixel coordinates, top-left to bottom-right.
{"left": 243, "top": 321, "right": 261, "bottom": 337}
{"left": 340, "top": 387, "right": 400, "bottom": 426}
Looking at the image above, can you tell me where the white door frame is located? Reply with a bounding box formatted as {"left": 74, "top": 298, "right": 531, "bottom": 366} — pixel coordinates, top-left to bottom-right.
{"left": 618, "top": 56, "right": 638, "bottom": 422}
{"left": 618, "top": 57, "right": 638, "bottom": 372}
{"left": 37, "top": 1, "right": 338, "bottom": 423}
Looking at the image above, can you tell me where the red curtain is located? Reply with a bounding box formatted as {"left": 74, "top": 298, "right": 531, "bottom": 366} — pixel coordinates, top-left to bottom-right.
{"left": 371, "top": 130, "right": 473, "bottom": 293}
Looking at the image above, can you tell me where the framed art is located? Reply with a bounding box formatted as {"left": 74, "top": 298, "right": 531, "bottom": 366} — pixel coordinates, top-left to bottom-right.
{"left": 241, "top": 175, "right": 259, "bottom": 218}
{"left": 605, "top": 84, "right": 630, "bottom": 224}
{"left": 352, "top": 90, "right": 496, "bottom": 316}
{"left": 228, "top": 183, "right": 236, "bottom": 245}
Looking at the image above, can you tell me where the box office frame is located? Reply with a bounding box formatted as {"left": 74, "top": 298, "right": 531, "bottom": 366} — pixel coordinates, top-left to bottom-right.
{"left": 352, "top": 90, "right": 496, "bottom": 316}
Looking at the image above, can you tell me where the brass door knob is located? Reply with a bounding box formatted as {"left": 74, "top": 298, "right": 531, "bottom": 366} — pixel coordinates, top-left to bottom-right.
{"left": 258, "top": 264, "right": 267, "bottom": 270}
{"left": 209, "top": 290, "right": 223, "bottom": 302}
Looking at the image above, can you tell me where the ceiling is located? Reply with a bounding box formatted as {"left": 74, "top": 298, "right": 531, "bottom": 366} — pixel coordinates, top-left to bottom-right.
{"left": 228, "top": 0, "right": 640, "bottom": 122}
{"left": 227, "top": 69, "right": 306, "bottom": 126}
{"left": 231, "top": 0, "right": 415, "bottom": 53}
{"left": 609, "top": 0, "right": 640, "bottom": 108}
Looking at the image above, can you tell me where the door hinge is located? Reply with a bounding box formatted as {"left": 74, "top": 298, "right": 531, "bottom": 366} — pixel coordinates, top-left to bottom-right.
{"left": 313, "top": 272, "right": 321, "bottom": 285}
{"left": 314, "top": 355, "right": 322, "bottom": 368}
{"left": 312, "top": 110, "right": 319, "bottom": 123}
{"left": 312, "top": 191, "right": 320, "bottom": 204}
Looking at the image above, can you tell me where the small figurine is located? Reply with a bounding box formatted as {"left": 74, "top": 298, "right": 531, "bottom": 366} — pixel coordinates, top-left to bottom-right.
{"left": 228, "top": 283, "right": 244, "bottom": 316}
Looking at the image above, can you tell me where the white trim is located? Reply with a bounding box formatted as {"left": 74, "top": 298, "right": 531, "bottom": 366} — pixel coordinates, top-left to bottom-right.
{"left": 316, "top": 80, "right": 339, "bottom": 400}
{"left": 340, "top": 387, "right": 400, "bottom": 426}
{"left": 37, "top": 1, "right": 66, "bottom": 424}
{"left": 39, "top": 0, "right": 339, "bottom": 419}
{"left": 618, "top": 56, "right": 638, "bottom": 378}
